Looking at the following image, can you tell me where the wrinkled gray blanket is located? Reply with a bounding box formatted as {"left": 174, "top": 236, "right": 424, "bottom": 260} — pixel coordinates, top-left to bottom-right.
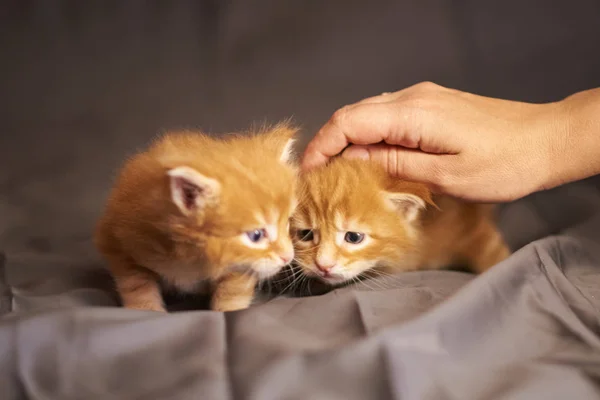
{"left": 2, "top": 178, "right": 600, "bottom": 399}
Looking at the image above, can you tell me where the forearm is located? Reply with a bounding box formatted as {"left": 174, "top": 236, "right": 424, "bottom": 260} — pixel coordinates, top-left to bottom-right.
{"left": 544, "top": 88, "right": 600, "bottom": 190}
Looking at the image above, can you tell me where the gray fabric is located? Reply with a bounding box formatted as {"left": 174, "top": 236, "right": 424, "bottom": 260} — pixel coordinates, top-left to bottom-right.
{"left": 2, "top": 201, "right": 600, "bottom": 399}
{"left": 2, "top": 1, "right": 600, "bottom": 399}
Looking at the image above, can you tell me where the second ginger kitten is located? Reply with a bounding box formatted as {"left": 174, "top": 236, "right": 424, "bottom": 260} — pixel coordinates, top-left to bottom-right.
{"left": 291, "top": 158, "right": 510, "bottom": 287}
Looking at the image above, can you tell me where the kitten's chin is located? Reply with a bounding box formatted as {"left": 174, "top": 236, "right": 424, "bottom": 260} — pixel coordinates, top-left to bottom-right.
{"left": 302, "top": 268, "right": 352, "bottom": 286}
{"left": 254, "top": 268, "right": 280, "bottom": 281}
{"left": 224, "top": 261, "right": 283, "bottom": 281}
{"left": 251, "top": 261, "right": 285, "bottom": 281}
{"left": 317, "top": 275, "right": 350, "bottom": 286}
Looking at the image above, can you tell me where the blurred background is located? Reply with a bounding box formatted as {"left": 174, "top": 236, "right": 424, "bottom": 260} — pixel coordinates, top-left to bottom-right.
{"left": 1, "top": 0, "right": 600, "bottom": 267}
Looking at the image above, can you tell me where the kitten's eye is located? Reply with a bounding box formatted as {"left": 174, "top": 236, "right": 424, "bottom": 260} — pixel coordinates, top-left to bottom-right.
{"left": 344, "top": 231, "right": 365, "bottom": 244}
{"left": 297, "top": 229, "right": 314, "bottom": 242}
{"left": 246, "top": 229, "right": 267, "bottom": 243}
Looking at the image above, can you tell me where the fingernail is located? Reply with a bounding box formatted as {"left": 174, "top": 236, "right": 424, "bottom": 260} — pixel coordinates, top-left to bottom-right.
{"left": 343, "top": 147, "right": 370, "bottom": 161}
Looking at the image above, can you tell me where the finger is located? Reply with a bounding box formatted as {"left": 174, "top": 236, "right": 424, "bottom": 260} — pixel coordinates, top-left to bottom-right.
{"left": 302, "top": 102, "right": 428, "bottom": 170}
{"left": 301, "top": 97, "right": 403, "bottom": 170}
{"left": 301, "top": 82, "right": 453, "bottom": 170}
{"left": 342, "top": 144, "right": 447, "bottom": 185}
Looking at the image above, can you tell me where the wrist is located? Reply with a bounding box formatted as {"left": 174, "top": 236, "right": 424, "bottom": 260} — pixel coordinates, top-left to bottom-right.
{"left": 537, "top": 88, "right": 600, "bottom": 191}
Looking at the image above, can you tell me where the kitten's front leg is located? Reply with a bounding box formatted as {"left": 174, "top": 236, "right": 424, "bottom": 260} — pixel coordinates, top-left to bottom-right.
{"left": 211, "top": 272, "right": 257, "bottom": 312}
{"left": 107, "top": 255, "right": 166, "bottom": 312}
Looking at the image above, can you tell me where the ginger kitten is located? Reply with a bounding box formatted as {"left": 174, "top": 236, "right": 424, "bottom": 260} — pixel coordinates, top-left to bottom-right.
{"left": 292, "top": 158, "right": 510, "bottom": 286}
{"left": 95, "top": 123, "right": 298, "bottom": 312}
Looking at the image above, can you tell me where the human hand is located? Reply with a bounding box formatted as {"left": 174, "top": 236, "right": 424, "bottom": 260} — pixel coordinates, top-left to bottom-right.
{"left": 302, "top": 82, "right": 574, "bottom": 202}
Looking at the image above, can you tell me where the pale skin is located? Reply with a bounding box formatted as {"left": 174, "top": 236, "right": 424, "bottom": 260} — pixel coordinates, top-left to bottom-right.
{"left": 302, "top": 82, "right": 600, "bottom": 203}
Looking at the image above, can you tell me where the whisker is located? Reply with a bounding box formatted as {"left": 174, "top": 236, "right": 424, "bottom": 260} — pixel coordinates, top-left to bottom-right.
{"left": 271, "top": 267, "right": 302, "bottom": 284}
{"left": 356, "top": 279, "right": 374, "bottom": 291}
{"left": 370, "top": 278, "right": 388, "bottom": 291}
{"left": 359, "top": 269, "right": 404, "bottom": 291}
{"left": 306, "top": 276, "right": 315, "bottom": 297}
{"left": 292, "top": 248, "right": 319, "bottom": 255}
{"left": 266, "top": 278, "right": 273, "bottom": 299}
{"left": 367, "top": 269, "right": 399, "bottom": 283}
{"left": 298, "top": 275, "right": 309, "bottom": 296}
{"left": 279, "top": 271, "right": 306, "bottom": 294}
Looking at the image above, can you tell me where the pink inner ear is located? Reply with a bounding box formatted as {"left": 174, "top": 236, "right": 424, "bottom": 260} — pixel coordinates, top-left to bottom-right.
{"left": 386, "top": 193, "right": 426, "bottom": 222}
{"left": 175, "top": 177, "right": 201, "bottom": 210}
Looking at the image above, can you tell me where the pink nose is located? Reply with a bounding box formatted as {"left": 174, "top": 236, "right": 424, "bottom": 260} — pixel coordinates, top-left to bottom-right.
{"left": 316, "top": 262, "right": 334, "bottom": 273}
{"left": 279, "top": 253, "right": 293, "bottom": 265}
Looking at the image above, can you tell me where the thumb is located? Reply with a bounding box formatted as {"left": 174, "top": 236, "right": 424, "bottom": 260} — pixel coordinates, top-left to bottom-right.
{"left": 342, "top": 144, "right": 445, "bottom": 185}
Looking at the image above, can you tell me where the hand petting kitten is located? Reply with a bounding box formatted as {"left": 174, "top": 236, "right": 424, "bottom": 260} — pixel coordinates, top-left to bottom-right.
{"left": 302, "top": 83, "right": 600, "bottom": 203}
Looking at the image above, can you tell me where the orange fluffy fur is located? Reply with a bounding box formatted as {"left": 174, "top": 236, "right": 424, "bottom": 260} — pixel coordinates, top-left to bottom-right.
{"left": 292, "top": 158, "right": 510, "bottom": 286}
{"left": 95, "top": 123, "right": 298, "bottom": 312}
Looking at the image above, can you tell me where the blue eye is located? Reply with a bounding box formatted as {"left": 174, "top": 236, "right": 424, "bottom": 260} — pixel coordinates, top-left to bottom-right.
{"left": 344, "top": 232, "right": 365, "bottom": 244}
{"left": 246, "top": 229, "right": 267, "bottom": 243}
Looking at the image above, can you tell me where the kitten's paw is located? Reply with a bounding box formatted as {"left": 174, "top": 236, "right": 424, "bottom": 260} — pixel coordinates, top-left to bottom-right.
{"left": 211, "top": 295, "right": 253, "bottom": 312}
{"left": 211, "top": 272, "right": 257, "bottom": 312}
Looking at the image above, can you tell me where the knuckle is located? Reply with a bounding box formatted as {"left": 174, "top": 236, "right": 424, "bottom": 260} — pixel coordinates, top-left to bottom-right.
{"left": 402, "top": 92, "right": 437, "bottom": 113}
{"left": 394, "top": 152, "right": 409, "bottom": 177}
{"left": 404, "top": 96, "right": 430, "bottom": 113}
{"left": 385, "top": 147, "right": 399, "bottom": 175}
{"left": 331, "top": 106, "right": 351, "bottom": 127}
{"left": 403, "top": 82, "right": 445, "bottom": 110}
{"left": 415, "top": 81, "right": 439, "bottom": 92}
{"left": 313, "top": 127, "right": 327, "bottom": 141}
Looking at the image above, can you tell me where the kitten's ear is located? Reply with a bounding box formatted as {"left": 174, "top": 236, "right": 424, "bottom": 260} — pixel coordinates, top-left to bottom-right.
{"left": 167, "top": 166, "right": 220, "bottom": 216}
{"left": 279, "top": 137, "right": 296, "bottom": 164}
{"left": 263, "top": 122, "right": 299, "bottom": 164}
{"left": 384, "top": 192, "right": 428, "bottom": 222}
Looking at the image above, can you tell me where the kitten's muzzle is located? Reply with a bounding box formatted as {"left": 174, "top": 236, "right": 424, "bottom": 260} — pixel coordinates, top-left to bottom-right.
{"left": 316, "top": 262, "right": 335, "bottom": 274}
{"left": 312, "top": 263, "right": 347, "bottom": 284}
{"left": 279, "top": 252, "right": 293, "bottom": 265}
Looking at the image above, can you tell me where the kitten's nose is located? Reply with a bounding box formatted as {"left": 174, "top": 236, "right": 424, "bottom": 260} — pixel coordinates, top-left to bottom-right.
{"left": 279, "top": 252, "right": 293, "bottom": 265}
{"left": 316, "top": 262, "right": 335, "bottom": 273}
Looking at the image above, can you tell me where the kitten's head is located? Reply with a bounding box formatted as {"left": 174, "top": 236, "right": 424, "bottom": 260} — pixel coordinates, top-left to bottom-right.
{"left": 292, "top": 158, "right": 434, "bottom": 285}
{"left": 154, "top": 122, "right": 298, "bottom": 280}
